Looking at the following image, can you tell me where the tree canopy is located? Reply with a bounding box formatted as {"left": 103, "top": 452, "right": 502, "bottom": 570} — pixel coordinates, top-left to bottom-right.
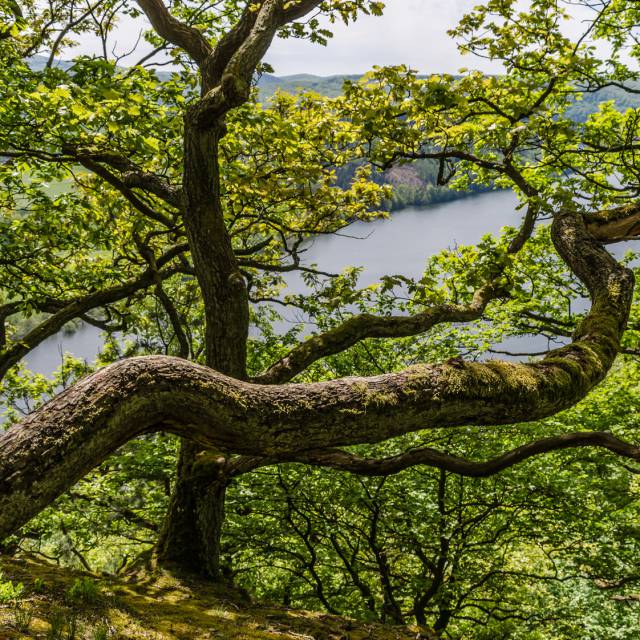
{"left": 2, "top": 0, "right": 640, "bottom": 636}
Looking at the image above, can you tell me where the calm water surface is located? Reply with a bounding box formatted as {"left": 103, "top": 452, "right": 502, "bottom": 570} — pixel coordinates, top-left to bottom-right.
{"left": 25, "top": 189, "right": 613, "bottom": 377}
{"left": 292, "top": 190, "right": 520, "bottom": 287}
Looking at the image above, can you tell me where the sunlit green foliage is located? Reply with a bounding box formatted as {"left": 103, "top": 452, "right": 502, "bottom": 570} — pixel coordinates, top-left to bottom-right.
{"left": 3, "top": 1, "right": 640, "bottom": 638}
{"left": 0, "top": 572, "right": 24, "bottom": 604}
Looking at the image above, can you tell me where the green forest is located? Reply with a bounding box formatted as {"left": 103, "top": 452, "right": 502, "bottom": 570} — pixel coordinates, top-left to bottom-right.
{"left": 3, "top": 1, "right": 640, "bottom": 639}
{"left": 257, "top": 70, "right": 640, "bottom": 211}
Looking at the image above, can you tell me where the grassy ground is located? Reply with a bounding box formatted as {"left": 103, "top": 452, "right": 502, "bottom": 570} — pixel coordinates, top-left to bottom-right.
{"left": 0, "top": 555, "right": 424, "bottom": 639}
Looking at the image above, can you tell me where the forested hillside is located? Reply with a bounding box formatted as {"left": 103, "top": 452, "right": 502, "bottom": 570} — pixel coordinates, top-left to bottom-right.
{"left": 257, "top": 73, "right": 640, "bottom": 210}
{"left": 26, "top": 57, "right": 640, "bottom": 212}
{"left": 257, "top": 72, "right": 640, "bottom": 118}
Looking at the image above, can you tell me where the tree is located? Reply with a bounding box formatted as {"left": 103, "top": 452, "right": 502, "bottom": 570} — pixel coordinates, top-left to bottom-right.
{"left": 2, "top": 0, "right": 640, "bottom": 588}
{"left": 226, "top": 354, "right": 640, "bottom": 637}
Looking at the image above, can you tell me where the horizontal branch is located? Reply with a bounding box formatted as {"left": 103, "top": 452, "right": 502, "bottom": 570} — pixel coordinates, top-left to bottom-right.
{"left": 0, "top": 212, "right": 633, "bottom": 541}
{"left": 135, "top": 0, "right": 212, "bottom": 65}
{"left": 238, "top": 256, "right": 338, "bottom": 278}
{"left": 252, "top": 282, "right": 502, "bottom": 385}
{"left": 294, "top": 432, "right": 640, "bottom": 477}
{"left": 585, "top": 202, "right": 640, "bottom": 243}
{"left": 196, "top": 429, "right": 640, "bottom": 481}
{"left": 0, "top": 245, "right": 188, "bottom": 380}
{"left": 73, "top": 154, "right": 176, "bottom": 228}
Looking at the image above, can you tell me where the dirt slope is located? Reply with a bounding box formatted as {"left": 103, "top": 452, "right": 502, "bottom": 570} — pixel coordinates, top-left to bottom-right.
{"left": 0, "top": 555, "right": 425, "bottom": 639}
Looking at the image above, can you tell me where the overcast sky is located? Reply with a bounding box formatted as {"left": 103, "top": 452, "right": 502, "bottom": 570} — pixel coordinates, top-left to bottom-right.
{"left": 69, "top": 1, "right": 609, "bottom": 77}
{"left": 72, "top": 0, "right": 503, "bottom": 76}
{"left": 264, "top": 0, "right": 499, "bottom": 76}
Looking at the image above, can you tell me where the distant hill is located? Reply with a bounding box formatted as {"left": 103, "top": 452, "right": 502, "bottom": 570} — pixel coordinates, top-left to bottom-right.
{"left": 256, "top": 73, "right": 361, "bottom": 99}
{"left": 256, "top": 72, "right": 640, "bottom": 123}
{"left": 28, "top": 56, "right": 640, "bottom": 119}
{"left": 565, "top": 83, "right": 640, "bottom": 121}
{"left": 23, "top": 57, "right": 640, "bottom": 211}
{"left": 27, "top": 54, "right": 74, "bottom": 72}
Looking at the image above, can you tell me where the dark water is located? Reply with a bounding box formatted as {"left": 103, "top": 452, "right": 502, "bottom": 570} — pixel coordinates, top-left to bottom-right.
{"left": 21, "top": 189, "right": 632, "bottom": 377}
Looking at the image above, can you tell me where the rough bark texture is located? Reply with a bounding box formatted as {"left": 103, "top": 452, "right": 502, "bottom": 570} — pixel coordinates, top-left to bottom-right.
{"left": 0, "top": 211, "right": 633, "bottom": 543}
{"left": 155, "top": 443, "right": 229, "bottom": 578}
{"left": 154, "top": 117, "right": 249, "bottom": 579}
{"left": 585, "top": 203, "right": 640, "bottom": 243}
{"left": 253, "top": 283, "right": 502, "bottom": 385}
{"left": 125, "top": 0, "right": 320, "bottom": 580}
{"left": 3, "top": 1, "right": 637, "bottom": 583}
{"left": 181, "top": 122, "right": 250, "bottom": 376}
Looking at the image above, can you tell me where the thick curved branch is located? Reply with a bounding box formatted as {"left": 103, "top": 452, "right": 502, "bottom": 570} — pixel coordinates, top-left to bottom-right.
{"left": 254, "top": 196, "right": 640, "bottom": 385}
{"left": 197, "top": 430, "right": 640, "bottom": 481}
{"left": 252, "top": 281, "right": 503, "bottom": 385}
{"left": 197, "top": 0, "right": 323, "bottom": 122}
{"left": 0, "top": 212, "right": 632, "bottom": 540}
{"left": 204, "top": 0, "right": 323, "bottom": 88}
{"left": 584, "top": 202, "right": 640, "bottom": 243}
{"left": 72, "top": 154, "right": 176, "bottom": 228}
{"left": 293, "top": 432, "right": 640, "bottom": 478}
{"left": 135, "top": 0, "right": 212, "bottom": 65}
{"left": 119, "top": 169, "right": 182, "bottom": 209}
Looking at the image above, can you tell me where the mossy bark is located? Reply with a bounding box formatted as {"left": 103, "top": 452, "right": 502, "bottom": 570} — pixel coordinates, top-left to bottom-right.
{"left": 153, "top": 117, "right": 248, "bottom": 579}
{"left": 0, "top": 213, "right": 634, "bottom": 551}
{"left": 155, "top": 444, "right": 229, "bottom": 579}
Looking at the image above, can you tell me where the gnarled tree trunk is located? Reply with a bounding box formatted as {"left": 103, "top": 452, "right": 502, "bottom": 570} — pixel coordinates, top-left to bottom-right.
{"left": 154, "top": 118, "right": 249, "bottom": 579}
{"left": 155, "top": 444, "right": 230, "bottom": 579}
{"left": 0, "top": 212, "right": 635, "bottom": 549}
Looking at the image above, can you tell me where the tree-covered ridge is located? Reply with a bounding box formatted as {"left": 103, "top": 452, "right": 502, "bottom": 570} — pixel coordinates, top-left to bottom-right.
{"left": 256, "top": 72, "right": 640, "bottom": 210}
{"left": 257, "top": 72, "right": 640, "bottom": 123}
{"left": 23, "top": 56, "right": 639, "bottom": 213}
{"left": 20, "top": 56, "right": 482, "bottom": 212}
{"left": 30, "top": 54, "right": 640, "bottom": 120}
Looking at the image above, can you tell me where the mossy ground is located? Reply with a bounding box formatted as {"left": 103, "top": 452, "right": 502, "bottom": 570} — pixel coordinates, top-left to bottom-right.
{"left": 0, "top": 555, "right": 422, "bottom": 639}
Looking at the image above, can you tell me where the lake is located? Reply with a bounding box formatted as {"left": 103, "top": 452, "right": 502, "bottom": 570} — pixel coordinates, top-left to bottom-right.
{"left": 22, "top": 189, "right": 629, "bottom": 378}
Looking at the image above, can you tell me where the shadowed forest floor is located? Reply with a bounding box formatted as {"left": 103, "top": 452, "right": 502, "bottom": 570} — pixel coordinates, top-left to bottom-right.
{"left": 0, "top": 555, "right": 424, "bottom": 639}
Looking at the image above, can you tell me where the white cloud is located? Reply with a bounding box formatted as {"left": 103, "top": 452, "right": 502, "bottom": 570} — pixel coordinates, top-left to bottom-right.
{"left": 69, "top": 1, "right": 502, "bottom": 76}
{"left": 265, "top": 0, "right": 502, "bottom": 76}
{"left": 68, "top": 1, "right": 629, "bottom": 77}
